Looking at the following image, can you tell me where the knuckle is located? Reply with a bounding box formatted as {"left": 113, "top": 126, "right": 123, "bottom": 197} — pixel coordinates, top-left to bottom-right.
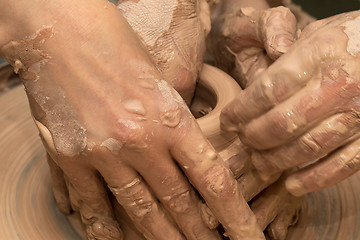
{"left": 347, "top": 110, "right": 360, "bottom": 124}
{"left": 344, "top": 153, "right": 360, "bottom": 170}
{"left": 259, "top": 76, "right": 278, "bottom": 105}
{"left": 251, "top": 150, "right": 276, "bottom": 173}
{"left": 87, "top": 219, "right": 123, "bottom": 240}
{"left": 129, "top": 198, "right": 156, "bottom": 218}
{"left": 298, "top": 133, "right": 323, "bottom": 158}
{"left": 109, "top": 178, "right": 155, "bottom": 218}
{"left": 162, "top": 188, "right": 193, "bottom": 214}
{"left": 200, "top": 164, "right": 235, "bottom": 198}
{"left": 243, "top": 113, "right": 291, "bottom": 149}
{"left": 264, "top": 110, "right": 306, "bottom": 143}
{"left": 115, "top": 120, "right": 147, "bottom": 151}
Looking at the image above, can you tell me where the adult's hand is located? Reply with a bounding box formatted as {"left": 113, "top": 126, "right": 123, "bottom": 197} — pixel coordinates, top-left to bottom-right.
{"left": 207, "top": 0, "right": 297, "bottom": 87}
{"left": 201, "top": 140, "right": 303, "bottom": 240}
{"left": 0, "top": 0, "right": 265, "bottom": 239}
{"left": 221, "top": 11, "right": 360, "bottom": 197}
{"left": 118, "top": 0, "right": 211, "bottom": 105}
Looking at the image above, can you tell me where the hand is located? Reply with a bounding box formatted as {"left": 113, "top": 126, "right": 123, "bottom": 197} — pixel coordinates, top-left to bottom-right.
{"left": 207, "top": 0, "right": 297, "bottom": 87}
{"left": 201, "top": 139, "right": 302, "bottom": 240}
{"left": 221, "top": 11, "right": 360, "bottom": 196}
{"left": 118, "top": 0, "right": 211, "bottom": 105}
{"left": 46, "top": 0, "right": 211, "bottom": 219}
{"left": 250, "top": 173, "right": 302, "bottom": 240}
{"left": 0, "top": 1, "right": 265, "bottom": 239}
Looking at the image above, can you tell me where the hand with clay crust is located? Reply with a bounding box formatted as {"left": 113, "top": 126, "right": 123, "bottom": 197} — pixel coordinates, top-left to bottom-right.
{"left": 47, "top": 0, "right": 210, "bottom": 221}
{"left": 207, "top": 0, "right": 298, "bottom": 88}
{"left": 0, "top": 0, "right": 265, "bottom": 239}
{"left": 117, "top": 0, "right": 211, "bottom": 105}
{"left": 201, "top": 140, "right": 303, "bottom": 240}
{"left": 221, "top": 10, "right": 360, "bottom": 197}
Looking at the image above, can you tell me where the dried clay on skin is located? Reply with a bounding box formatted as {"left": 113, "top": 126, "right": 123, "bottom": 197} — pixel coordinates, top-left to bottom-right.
{"left": 118, "top": 0, "right": 178, "bottom": 47}
{"left": 34, "top": 119, "right": 57, "bottom": 153}
{"left": 100, "top": 138, "right": 123, "bottom": 155}
{"left": 0, "top": 25, "right": 53, "bottom": 81}
{"left": 109, "top": 178, "right": 156, "bottom": 218}
{"left": 1, "top": 26, "right": 88, "bottom": 157}
{"left": 118, "top": 0, "right": 207, "bottom": 103}
{"left": 341, "top": 15, "right": 360, "bottom": 56}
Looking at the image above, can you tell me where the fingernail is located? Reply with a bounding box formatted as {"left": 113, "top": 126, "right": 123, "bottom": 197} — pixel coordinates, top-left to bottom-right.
{"left": 285, "top": 177, "right": 307, "bottom": 197}
{"left": 57, "top": 201, "right": 72, "bottom": 215}
{"left": 274, "top": 35, "right": 294, "bottom": 54}
{"left": 88, "top": 220, "right": 123, "bottom": 240}
{"left": 275, "top": 45, "right": 290, "bottom": 54}
{"left": 200, "top": 203, "right": 219, "bottom": 229}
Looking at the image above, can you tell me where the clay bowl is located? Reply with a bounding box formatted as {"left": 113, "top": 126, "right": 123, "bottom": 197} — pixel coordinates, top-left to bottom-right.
{"left": 191, "top": 64, "right": 241, "bottom": 151}
{"left": 1, "top": 64, "right": 360, "bottom": 239}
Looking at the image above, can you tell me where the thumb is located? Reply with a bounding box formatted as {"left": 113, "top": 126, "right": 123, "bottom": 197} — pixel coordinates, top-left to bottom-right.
{"left": 258, "top": 6, "right": 297, "bottom": 60}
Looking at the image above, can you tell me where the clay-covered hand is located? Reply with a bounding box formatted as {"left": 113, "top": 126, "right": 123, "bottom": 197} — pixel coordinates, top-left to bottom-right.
{"left": 207, "top": 0, "right": 297, "bottom": 87}
{"left": 221, "top": 11, "right": 360, "bottom": 197}
{"left": 118, "top": 0, "right": 211, "bottom": 105}
{"left": 49, "top": 0, "right": 211, "bottom": 225}
{"left": 249, "top": 173, "right": 302, "bottom": 240}
{"left": 0, "top": 1, "right": 265, "bottom": 239}
{"left": 201, "top": 140, "right": 302, "bottom": 240}
{"left": 48, "top": 0, "right": 211, "bottom": 218}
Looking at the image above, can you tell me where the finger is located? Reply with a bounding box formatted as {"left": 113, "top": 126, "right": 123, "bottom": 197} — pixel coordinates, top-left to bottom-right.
{"left": 199, "top": 168, "right": 280, "bottom": 229}
{"left": 299, "top": 15, "right": 341, "bottom": 40}
{"left": 59, "top": 162, "right": 123, "bottom": 240}
{"left": 286, "top": 138, "right": 360, "bottom": 197}
{"left": 231, "top": 47, "right": 272, "bottom": 88}
{"left": 132, "top": 152, "right": 221, "bottom": 240}
{"left": 201, "top": 141, "right": 251, "bottom": 231}
{"left": 241, "top": 62, "right": 354, "bottom": 150}
{"left": 251, "top": 112, "right": 360, "bottom": 178}
{"left": 266, "top": 196, "right": 302, "bottom": 240}
{"left": 95, "top": 159, "right": 185, "bottom": 240}
{"left": 250, "top": 174, "right": 293, "bottom": 230}
{"left": 223, "top": 141, "right": 253, "bottom": 179}
{"left": 224, "top": 143, "right": 281, "bottom": 201}
{"left": 238, "top": 167, "right": 281, "bottom": 202}
{"left": 220, "top": 30, "right": 337, "bottom": 132}
{"left": 200, "top": 203, "right": 219, "bottom": 230}
{"left": 259, "top": 6, "right": 297, "bottom": 60}
{"left": 171, "top": 124, "right": 265, "bottom": 240}
{"left": 46, "top": 153, "right": 72, "bottom": 214}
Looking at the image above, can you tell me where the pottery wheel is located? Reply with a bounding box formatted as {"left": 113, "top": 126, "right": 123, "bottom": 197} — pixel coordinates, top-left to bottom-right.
{"left": 1, "top": 86, "right": 360, "bottom": 240}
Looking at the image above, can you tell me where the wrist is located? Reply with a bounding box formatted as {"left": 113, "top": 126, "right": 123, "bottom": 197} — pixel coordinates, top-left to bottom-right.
{"left": 0, "top": 0, "right": 159, "bottom": 86}
{"left": 0, "top": 0, "right": 112, "bottom": 47}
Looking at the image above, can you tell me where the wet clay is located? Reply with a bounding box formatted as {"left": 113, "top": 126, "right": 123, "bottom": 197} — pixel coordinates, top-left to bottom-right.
{"left": 160, "top": 108, "right": 182, "bottom": 127}
{"left": 123, "top": 99, "right": 147, "bottom": 116}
